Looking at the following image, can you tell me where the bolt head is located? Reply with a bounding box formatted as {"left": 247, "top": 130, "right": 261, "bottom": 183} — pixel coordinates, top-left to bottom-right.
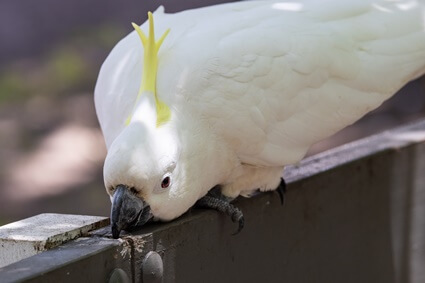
{"left": 142, "top": 251, "right": 164, "bottom": 283}
{"left": 109, "top": 268, "right": 130, "bottom": 283}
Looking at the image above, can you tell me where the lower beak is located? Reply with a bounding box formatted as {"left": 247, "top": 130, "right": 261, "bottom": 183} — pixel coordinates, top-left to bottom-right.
{"left": 110, "top": 185, "right": 152, "bottom": 239}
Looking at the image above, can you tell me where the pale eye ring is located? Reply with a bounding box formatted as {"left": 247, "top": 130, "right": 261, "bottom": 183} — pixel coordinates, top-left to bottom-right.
{"left": 161, "top": 176, "right": 171, "bottom": 188}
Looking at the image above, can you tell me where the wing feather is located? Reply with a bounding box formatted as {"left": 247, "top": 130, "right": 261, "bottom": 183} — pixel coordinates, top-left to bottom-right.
{"left": 95, "top": 0, "right": 425, "bottom": 166}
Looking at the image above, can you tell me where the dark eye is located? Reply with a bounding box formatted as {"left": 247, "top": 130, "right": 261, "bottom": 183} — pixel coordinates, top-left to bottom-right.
{"left": 161, "top": 176, "right": 170, "bottom": 188}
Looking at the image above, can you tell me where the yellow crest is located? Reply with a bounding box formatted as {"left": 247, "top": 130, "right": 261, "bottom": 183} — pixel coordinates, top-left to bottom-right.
{"left": 126, "top": 12, "right": 171, "bottom": 127}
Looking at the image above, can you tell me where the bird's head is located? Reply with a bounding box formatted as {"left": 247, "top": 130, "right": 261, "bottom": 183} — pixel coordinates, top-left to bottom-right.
{"left": 104, "top": 109, "right": 233, "bottom": 238}
{"left": 104, "top": 118, "right": 193, "bottom": 238}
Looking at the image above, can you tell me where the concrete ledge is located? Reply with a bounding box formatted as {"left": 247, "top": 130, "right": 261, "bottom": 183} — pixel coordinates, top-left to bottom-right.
{"left": 0, "top": 213, "right": 109, "bottom": 268}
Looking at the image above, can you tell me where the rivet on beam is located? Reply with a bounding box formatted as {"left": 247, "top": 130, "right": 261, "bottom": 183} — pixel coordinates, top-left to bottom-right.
{"left": 142, "top": 251, "right": 164, "bottom": 283}
{"left": 109, "top": 268, "right": 131, "bottom": 283}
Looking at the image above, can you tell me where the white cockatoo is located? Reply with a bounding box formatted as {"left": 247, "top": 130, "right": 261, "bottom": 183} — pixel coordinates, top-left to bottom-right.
{"left": 95, "top": 0, "right": 425, "bottom": 238}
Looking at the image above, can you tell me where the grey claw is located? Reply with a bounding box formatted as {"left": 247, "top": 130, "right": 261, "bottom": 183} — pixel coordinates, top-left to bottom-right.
{"left": 276, "top": 178, "right": 286, "bottom": 206}
{"left": 231, "top": 212, "right": 244, "bottom": 236}
{"left": 196, "top": 186, "right": 245, "bottom": 235}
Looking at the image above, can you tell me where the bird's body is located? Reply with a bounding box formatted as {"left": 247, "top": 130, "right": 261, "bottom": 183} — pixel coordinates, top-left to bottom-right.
{"left": 95, "top": 0, "right": 425, "bottom": 234}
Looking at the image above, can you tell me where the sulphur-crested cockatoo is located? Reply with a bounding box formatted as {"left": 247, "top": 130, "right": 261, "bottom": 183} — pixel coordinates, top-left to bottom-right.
{"left": 95, "top": 0, "right": 425, "bottom": 238}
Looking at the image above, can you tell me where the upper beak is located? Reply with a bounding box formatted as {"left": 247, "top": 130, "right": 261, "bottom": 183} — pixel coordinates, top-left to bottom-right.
{"left": 111, "top": 184, "right": 153, "bottom": 239}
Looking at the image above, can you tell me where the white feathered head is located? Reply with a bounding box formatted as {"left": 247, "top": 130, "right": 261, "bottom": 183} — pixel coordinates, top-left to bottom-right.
{"left": 102, "top": 12, "right": 234, "bottom": 238}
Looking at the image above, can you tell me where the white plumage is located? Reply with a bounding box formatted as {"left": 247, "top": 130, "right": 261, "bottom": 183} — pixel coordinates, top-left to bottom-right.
{"left": 95, "top": 0, "right": 425, "bottom": 225}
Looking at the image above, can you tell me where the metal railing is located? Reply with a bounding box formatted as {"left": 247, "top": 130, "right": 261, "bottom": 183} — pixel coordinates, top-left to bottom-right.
{"left": 1, "top": 119, "right": 425, "bottom": 283}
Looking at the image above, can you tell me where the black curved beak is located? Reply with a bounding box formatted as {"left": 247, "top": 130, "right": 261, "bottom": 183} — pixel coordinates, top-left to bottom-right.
{"left": 111, "top": 185, "right": 153, "bottom": 239}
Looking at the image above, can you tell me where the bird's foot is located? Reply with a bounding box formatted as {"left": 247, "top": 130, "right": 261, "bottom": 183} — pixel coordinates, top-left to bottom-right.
{"left": 195, "top": 186, "right": 244, "bottom": 235}
{"left": 275, "top": 178, "right": 287, "bottom": 206}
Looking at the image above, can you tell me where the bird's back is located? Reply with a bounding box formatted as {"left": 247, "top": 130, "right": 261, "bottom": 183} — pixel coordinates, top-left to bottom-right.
{"left": 95, "top": 0, "right": 425, "bottom": 166}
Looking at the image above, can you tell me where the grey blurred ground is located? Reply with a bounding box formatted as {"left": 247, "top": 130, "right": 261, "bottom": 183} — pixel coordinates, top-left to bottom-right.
{"left": 0, "top": 0, "right": 424, "bottom": 225}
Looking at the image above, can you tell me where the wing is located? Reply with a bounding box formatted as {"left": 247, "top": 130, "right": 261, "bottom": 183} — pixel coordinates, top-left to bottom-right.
{"left": 95, "top": 0, "right": 425, "bottom": 166}
{"left": 184, "top": 0, "right": 425, "bottom": 166}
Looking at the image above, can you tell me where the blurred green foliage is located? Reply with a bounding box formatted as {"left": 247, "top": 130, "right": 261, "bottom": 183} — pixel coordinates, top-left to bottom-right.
{"left": 0, "top": 72, "right": 29, "bottom": 102}
{"left": 0, "top": 24, "right": 125, "bottom": 104}
{"left": 48, "top": 49, "right": 89, "bottom": 93}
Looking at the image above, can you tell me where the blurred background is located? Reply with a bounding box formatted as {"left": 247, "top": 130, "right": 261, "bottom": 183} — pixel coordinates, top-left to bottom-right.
{"left": 0, "top": 0, "right": 424, "bottom": 225}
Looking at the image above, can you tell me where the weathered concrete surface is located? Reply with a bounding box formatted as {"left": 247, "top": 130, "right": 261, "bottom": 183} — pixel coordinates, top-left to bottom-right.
{"left": 0, "top": 213, "right": 109, "bottom": 268}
